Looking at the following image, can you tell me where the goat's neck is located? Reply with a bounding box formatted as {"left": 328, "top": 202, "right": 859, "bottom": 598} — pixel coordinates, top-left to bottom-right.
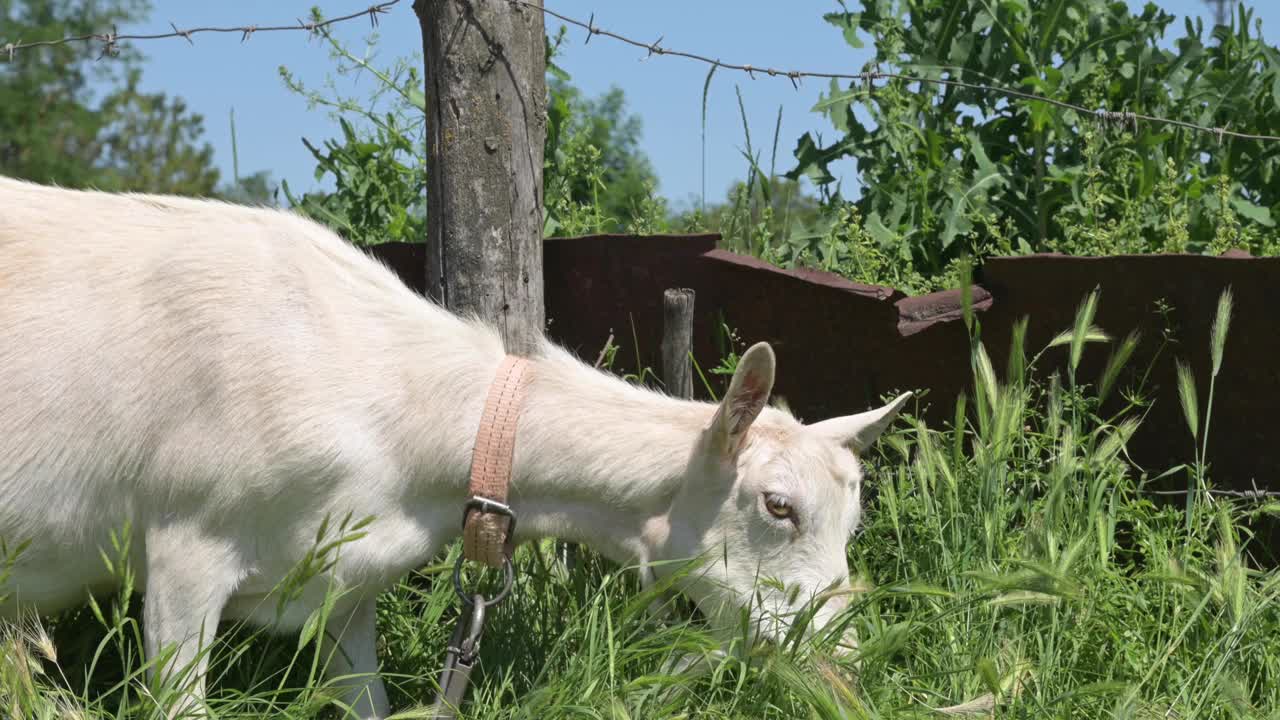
{"left": 393, "top": 334, "right": 711, "bottom": 572}
{"left": 507, "top": 352, "right": 709, "bottom": 569}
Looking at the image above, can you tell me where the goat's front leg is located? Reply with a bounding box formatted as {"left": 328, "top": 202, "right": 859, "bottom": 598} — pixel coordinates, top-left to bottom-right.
{"left": 319, "top": 594, "right": 390, "bottom": 720}
{"left": 142, "top": 526, "right": 237, "bottom": 718}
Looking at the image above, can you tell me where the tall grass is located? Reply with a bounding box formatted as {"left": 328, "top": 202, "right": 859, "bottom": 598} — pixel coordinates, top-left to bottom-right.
{"left": 3, "top": 291, "right": 1278, "bottom": 719}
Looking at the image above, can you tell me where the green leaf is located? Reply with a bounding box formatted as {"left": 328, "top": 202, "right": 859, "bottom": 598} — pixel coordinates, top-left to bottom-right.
{"left": 822, "top": 11, "right": 865, "bottom": 48}
{"left": 1038, "top": 0, "right": 1070, "bottom": 57}
{"left": 1229, "top": 195, "right": 1275, "bottom": 226}
{"left": 940, "top": 166, "right": 1006, "bottom": 249}
{"left": 406, "top": 86, "right": 426, "bottom": 111}
{"left": 865, "top": 210, "right": 899, "bottom": 246}
{"left": 786, "top": 132, "right": 843, "bottom": 186}
{"left": 811, "top": 86, "right": 861, "bottom": 115}
{"left": 547, "top": 62, "right": 571, "bottom": 84}
{"left": 1028, "top": 99, "right": 1053, "bottom": 132}
{"left": 886, "top": 582, "right": 955, "bottom": 598}
{"left": 972, "top": 9, "right": 995, "bottom": 33}
{"left": 934, "top": 1, "right": 967, "bottom": 59}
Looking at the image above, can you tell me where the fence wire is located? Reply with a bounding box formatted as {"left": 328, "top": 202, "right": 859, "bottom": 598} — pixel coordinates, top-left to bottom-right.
{"left": 4, "top": 0, "right": 1278, "bottom": 144}
{"left": 513, "top": 0, "right": 1280, "bottom": 144}
{"left": 1, "top": 0, "right": 400, "bottom": 61}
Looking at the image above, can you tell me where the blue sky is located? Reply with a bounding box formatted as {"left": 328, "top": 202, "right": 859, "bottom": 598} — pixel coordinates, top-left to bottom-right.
{"left": 96, "top": 1, "right": 1277, "bottom": 210}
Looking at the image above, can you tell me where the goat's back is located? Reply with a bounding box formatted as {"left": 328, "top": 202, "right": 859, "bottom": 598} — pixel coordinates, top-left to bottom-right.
{"left": 0, "top": 178, "right": 490, "bottom": 613}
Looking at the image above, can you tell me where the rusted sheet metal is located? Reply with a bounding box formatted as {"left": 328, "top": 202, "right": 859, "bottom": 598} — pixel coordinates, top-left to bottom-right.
{"left": 540, "top": 235, "right": 906, "bottom": 421}
{"left": 365, "top": 237, "right": 1277, "bottom": 493}
{"left": 980, "top": 252, "right": 1280, "bottom": 493}
{"left": 540, "top": 233, "right": 720, "bottom": 361}
{"left": 896, "top": 287, "right": 993, "bottom": 336}
{"left": 684, "top": 248, "right": 906, "bottom": 421}
{"left": 368, "top": 241, "right": 427, "bottom": 297}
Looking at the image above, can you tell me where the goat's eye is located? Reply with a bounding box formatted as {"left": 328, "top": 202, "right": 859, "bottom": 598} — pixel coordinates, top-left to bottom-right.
{"left": 764, "top": 494, "right": 793, "bottom": 520}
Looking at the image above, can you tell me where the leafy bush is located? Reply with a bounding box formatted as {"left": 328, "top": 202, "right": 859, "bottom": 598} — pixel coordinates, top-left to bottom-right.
{"left": 283, "top": 115, "right": 426, "bottom": 247}
{"left": 543, "top": 28, "right": 668, "bottom": 237}
{"left": 278, "top": 13, "right": 428, "bottom": 246}
{"left": 779, "top": 0, "right": 1280, "bottom": 286}
{"left": 277, "top": 21, "right": 664, "bottom": 246}
{"left": 0, "top": 0, "right": 230, "bottom": 196}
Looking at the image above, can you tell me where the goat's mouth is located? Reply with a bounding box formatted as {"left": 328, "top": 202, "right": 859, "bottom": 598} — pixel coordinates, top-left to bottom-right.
{"left": 694, "top": 586, "right": 853, "bottom": 654}
{"left": 676, "top": 568, "right": 859, "bottom": 652}
{"left": 751, "top": 586, "right": 859, "bottom": 653}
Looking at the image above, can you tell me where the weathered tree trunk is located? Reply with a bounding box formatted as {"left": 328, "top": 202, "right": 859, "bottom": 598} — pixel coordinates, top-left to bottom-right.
{"left": 415, "top": 0, "right": 546, "bottom": 355}
{"left": 662, "top": 289, "right": 696, "bottom": 400}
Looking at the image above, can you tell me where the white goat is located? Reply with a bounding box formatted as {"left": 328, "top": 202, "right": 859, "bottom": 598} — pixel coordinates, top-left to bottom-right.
{"left": 0, "top": 176, "right": 909, "bottom": 719}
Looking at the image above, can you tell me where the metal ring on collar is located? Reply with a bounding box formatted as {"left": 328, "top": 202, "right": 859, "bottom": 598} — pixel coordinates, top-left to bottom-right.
{"left": 452, "top": 553, "right": 515, "bottom": 607}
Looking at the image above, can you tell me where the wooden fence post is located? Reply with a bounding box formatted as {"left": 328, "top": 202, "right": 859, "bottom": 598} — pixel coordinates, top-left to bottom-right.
{"left": 661, "top": 289, "right": 696, "bottom": 400}
{"left": 414, "top": 0, "right": 546, "bottom": 355}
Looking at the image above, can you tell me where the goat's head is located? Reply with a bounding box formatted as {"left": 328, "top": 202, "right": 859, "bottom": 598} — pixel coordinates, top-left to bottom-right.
{"left": 654, "top": 342, "right": 909, "bottom": 653}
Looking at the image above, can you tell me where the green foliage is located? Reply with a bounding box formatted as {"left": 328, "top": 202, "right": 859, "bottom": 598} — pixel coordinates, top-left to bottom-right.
{"left": 217, "top": 169, "right": 277, "bottom": 207}
{"left": 668, "top": 90, "right": 833, "bottom": 283}
{"left": 279, "top": 12, "right": 427, "bottom": 245}
{"left": 0, "top": 539, "right": 27, "bottom": 608}
{"left": 761, "top": 203, "right": 960, "bottom": 294}
{"left": 842, "top": 290, "right": 1280, "bottom": 718}
{"left": 283, "top": 116, "right": 425, "bottom": 246}
{"left": 676, "top": 174, "right": 824, "bottom": 250}
{"left": 279, "top": 22, "right": 662, "bottom": 245}
{"left": 543, "top": 26, "right": 664, "bottom": 237}
{"left": 217, "top": 107, "right": 278, "bottom": 207}
{"left": 785, "top": 0, "right": 1280, "bottom": 283}
{"left": 0, "top": 0, "right": 224, "bottom": 196}
{"left": 92, "top": 68, "right": 222, "bottom": 196}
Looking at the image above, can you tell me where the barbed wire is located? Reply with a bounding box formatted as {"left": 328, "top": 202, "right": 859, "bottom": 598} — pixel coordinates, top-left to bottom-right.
{"left": 5, "top": 0, "right": 1278, "bottom": 145}
{"left": 1149, "top": 488, "right": 1280, "bottom": 500}
{"left": 513, "top": 0, "right": 1280, "bottom": 144}
{"left": 1, "top": 0, "right": 400, "bottom": 62}
{"left": 1147, "top": 476, "right": 1280, "bottom": 501}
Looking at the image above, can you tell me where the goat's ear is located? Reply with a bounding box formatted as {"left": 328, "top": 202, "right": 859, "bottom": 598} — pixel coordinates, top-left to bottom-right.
{"left": 706, "top": 342, "right": 775, "bottom": 459}
{"left": 809, "top": 392, "right": 912, "bottom": 454}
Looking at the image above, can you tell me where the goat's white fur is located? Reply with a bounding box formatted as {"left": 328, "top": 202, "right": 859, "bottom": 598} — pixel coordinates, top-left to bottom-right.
{"left": 0, "top": 176, "right": 909, "bottom": 719}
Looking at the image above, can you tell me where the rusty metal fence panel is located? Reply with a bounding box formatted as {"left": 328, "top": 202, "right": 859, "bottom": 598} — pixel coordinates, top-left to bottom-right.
{"left": 367, "top": 237, "right": 1275, "bottom": 494}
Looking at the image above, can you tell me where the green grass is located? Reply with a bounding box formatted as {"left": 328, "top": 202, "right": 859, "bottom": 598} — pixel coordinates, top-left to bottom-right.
{"left": 4, "top": 289, "right": 1279, "bottom": 719}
